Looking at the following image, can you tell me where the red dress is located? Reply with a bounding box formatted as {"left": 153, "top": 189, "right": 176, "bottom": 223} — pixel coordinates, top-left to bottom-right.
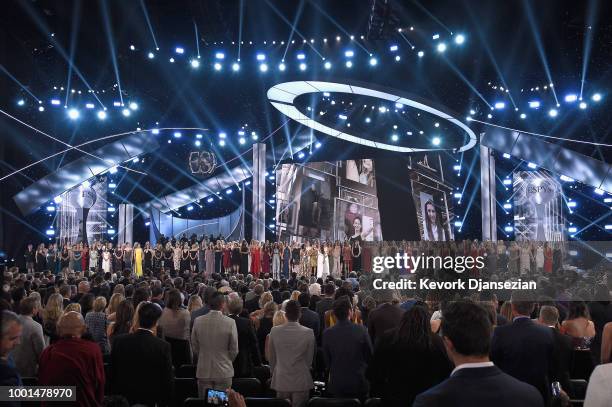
{"left": 261, "top": 249, "right": 271, "bottom": 276}
{"left": 82, "top": 250, "right": 89, "bottom": 271}
{"left": 251, "top": 248, "right": 261, "bottom": 278}
{"left": 223, "top": 248, "right": 231, "bottom": 269}
{"left": 544, "top": 247, "right": 553, "bottom": 273}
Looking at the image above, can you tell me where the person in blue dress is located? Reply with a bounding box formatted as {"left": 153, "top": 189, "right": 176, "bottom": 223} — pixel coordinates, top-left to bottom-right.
{"left": 282, "top": 242, "right": 291, "bottom": 279}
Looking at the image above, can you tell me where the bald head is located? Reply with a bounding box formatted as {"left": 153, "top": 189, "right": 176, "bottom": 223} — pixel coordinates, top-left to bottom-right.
{"left": 57, "top": 311, "right": 86, "bottom": 338}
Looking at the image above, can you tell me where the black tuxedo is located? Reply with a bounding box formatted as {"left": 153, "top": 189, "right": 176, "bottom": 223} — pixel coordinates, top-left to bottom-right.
{"left": 315, "top": 297, "right": 333, "bottom": 331}
{"left": 111, "top": 330, "right": 174, "bottom": 406}
{"left": 549, "top": 327, "right": 574, "bottom": 394}
{"left": 491, "top": 317, "right": 555, "bottom": 401}
{"left": 413, "top": 365, "right": 544, "bottom": 407}
{"left": 299, "top": 307, "right": 320, "bottom": 342}
{"left": 244, "top": 295, "right": 261, "bottom": 314}
{"left": 367, "top": 303, "right": 404, "bottom": 344}
{"left": 228, "top": 314, "right": 262, "bottom": 377}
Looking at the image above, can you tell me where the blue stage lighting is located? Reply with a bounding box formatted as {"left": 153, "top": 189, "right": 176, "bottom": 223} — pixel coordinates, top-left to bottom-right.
{"left": 365, "top": 117, "right": 371, "bottom": 123}
{"left": 145, "top": 221, "right": 150, "bottom": 226}
{"left": 391, "top": 134, "right": 399, "bottom": 142}
{"left": 494, "top": 102, "right": 505, "bottom": 109}
{"left": 122, "top": 108, "right": 131, "bottom": 117}
{"left": 595, "top": 188, "right": 605, "bottom": 195}
{"left": 548, "top": 109, "right": 558, "bottom": 117}
{"left": 169, "top": 58, "right": 175, "bottom": 63}
{"left": 129, "top": 45, "right": 135, "bottom": 51}
{"left": 97, "top": 110, "right": 107, "bottom": 120}
{"left": 251, "top": 131, "right": 258, "bottom": 140}
{"left": 432, "top": 137, "right": 441, "bottom": 146}
{"left": 259, "top": 63, "right": 268, "bottom": 72}
{"left": 195, "top": 140, "right": 201, "bottom": 147}
{"left": 51, "top": 99, "right": 61, "bottom": 105}
{"left": 369, "top": 57, "right": 378, "bottom": 66}
{"left": 315, "top": 142, "right": 321, "bottom": 148}
{"left": 338, "top": 114, "right": 348, "bottom": 120}
{"left": 503, "top": 203, "right": 512, "bottom": 209}
{"left": 85, "top": 103, "right": 95, "bottom": 109}
{"left": 173, "top": 132, "right": 182, "bottom": 138}
{"left": 38, "top": 106, "right": 45, "bottom": 112}
{"left": 113, "top": 101, "right": 122, "bottom": 107}
{"left": 195, "top": 133, "right": 203, "bottom": 139}
{"left": 389, "top": 45, "right": 398, "bottom": 52}
{"left": 238, "top": 130, "right": 245, "bottom": 136}
{"left": 215, "top": 52, "right": 225, "bottom": 59}
{"left": 297, "top": 53, "right": 305, "bottom": 60}
{"left": 432, "top": 34, "right": 440, "bottom": 40}
{"left": 148, "top": 52, "right": 154, "bottom": 59}
{"left": 504, "top": 226, "right": 514, "bottom": 232}
{"left": 219, "top": 132, "right": 227, "bottom": 139}
{"left": 46, "top": 229, "right": 55, "bottom": 236}
{"left": 324, "top": 61, "right": 332, "bottom": 70}
{"left": 82, "top": 180, "right": 91, "bottom": 188}
{"left": 605, "top": 225, "right": 612, "bottom": 230}
{"left": 454, "top": 193, "right": 462, "bottom": 198}
{"left": 226, "top": 189, "right": 232, "bottom": 194}
{"left": 592, "top": 93, "right": 602, "bottom": 102}
{"left": 239, "top": 137, "right": 246, "bottom": 145}
{"left": 528, "top": 101, "right": 540, "bottom": 109}
{"left": 345, "top": 61, "right": 353, "bottom": 68}
{"left": 277, "top": 62, "right": 286, "bottom": 71}
{"left": 152, "top": 128, "right": 159, "bottom": 135}
{"left": 503, "top": 179, "right": 512, "bottom": 185}
{"left": 109, "top": 166, "right": 118, "bottom": 174}
{"left": 190, "top": 59, "right": 200, "bottom": 68}
{"left": 299, "top": 63, "right": 307, "bottom": 71}
{"left": 187, "top": 205, "right": 193, "bottom": 211}
{"left": 454, "top": 221, "right": 463, "bottom": 227}
{"left": 503, "top": 153, "right": 511, "bottom": 159}
{"left": 108, "top": 207, "right": 116, "bottom": 212}
{"left": 108, "top": 183, "right": 117, "bottom": 188}
{"left": 568, "top": 226, "right": 577, "bottom": 233}
{"left": 417, "top": 51, "right": 425, "bottom": 58}
{"left": 46, "top": 206, "right": 55, "bottom": 212}
{"left": 219, "top": 139, "right": 226, "bottom": 146}
{"left": 214, "top": 62, "right": 222, "bottom": 71}
{"left": 232, "top": 62, "right": 240, "bottom": 71}
{"left": 344, "top": 50, "right": 354, "bottom": 58}
{"left": 437, "top": 43, "right": 447, "bottom": 53}
{"left": 395, "top": 55, "right": 401, "bottom": 61}
{"left": 604, "top": 198, "right": 612, "bottom": 203}
{"left": 207, "top": 197, "right": 214, "bottom": 203}
{"left": 53, "top": 196, "right": 62, "bottom": 204}
{"left": 564, "top": 94, "right": 577, "bottom": 103}
{"left": 107, "top": 229, "right": 116, "bottom": 234}
{"left": 175, "top": 47, "right": 184, "bottom": 54}
{"left": 256, "top": 53, "right": 266, "bottom": 61}
{"left": 68, "top": 108, "right": 80, "bottom": 120}
{"left": 567, "top": 201, "right": 577, "bottom": 208}
{"left": 297, "top": 152, "right": 305, "bottom": 159}
{"left": 454, "top": 34, "right": 465, "bottom": 45}
{"left": 579, "top": 102, "right": 587, "bottom": 109}
{"left": 528, "top": 162, "right": 538, "bottom": 169}
{"left": 453, "top": 165, "right": 461, "bottom": 171}
{"left": 520, "top": 113, "right": 527, "bottom": 119}
{"left": 560, "top": 175, "right": 574, "bottom": 182}
{"left": 129, "top": 102, "right": 138, "bottom": 110}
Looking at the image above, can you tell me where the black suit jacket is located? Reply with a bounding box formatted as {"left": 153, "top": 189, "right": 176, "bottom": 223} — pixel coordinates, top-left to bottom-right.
{"left": 491, "top": 318, "right": 554, "bottom": 401}
{"left": 244, "top": 295, "right": 261, "bottom": 314}
{"left": 111, "top": 330, "right": 174, "bottom": 406}
{"left": 549, "top": 327, "right": 573, "bottom": 394}
{"left": 299, "top": 307, "right": 320, "bottom": 342}
{"left": 413, "top": 365, "right": 544, "bottom": 407}
{"left": 367, "top": 303, "right": 404, "bottom": 344}
{"left": 229, "top": 314, "right": 262, "bottom": 377}
{"left": 315, "top": 297, "right": 333, "bottom": 331}
{"left": 189, "top": 305, "right": 210, "bottom": 332}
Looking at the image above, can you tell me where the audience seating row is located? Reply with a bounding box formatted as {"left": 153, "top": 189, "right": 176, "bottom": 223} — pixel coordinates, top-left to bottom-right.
{"left": 184, "top": 397, "right": 380, "bottom": 407}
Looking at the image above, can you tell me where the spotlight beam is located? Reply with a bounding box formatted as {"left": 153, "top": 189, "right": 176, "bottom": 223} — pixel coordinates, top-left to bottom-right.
{"left": 139, "top": 0, "right": 159, "bottom": 50}
{"left": 580, "top": 0, "right": 599, "bottom": 99}
{"left": 282, "top": 0, "right": 305, "bottom": 61}
{"left": 522, "top": 0, "right": 560, "bottom": 106}
{"left": 0, "top": 65, "right": 41, "bottom": 103}
{"left": 238, "top": 0, "right": 244, "bottom": 61}
{"left": 469, "top": 118, "right": 612, "bottom": 147}
{"left": 398, "top": 31, "right": 415, "bottom": 49}
{"left": 64, "top": 0, "right": 81, "bottom": 107}
{"left": 442, "top": 59, "right": 493, "bottom": 109}
{"left": 193, "top": 20, "right": 200, "bottom": 58}
{"left": 100, "top": 0, "right": 124, "bottom": 105}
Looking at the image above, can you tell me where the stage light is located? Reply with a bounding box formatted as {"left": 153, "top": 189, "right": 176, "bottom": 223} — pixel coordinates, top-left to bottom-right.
{"left": 231, "top": 62, "right": 240, "bottom": 72}
{"left": 38, "top": 106, "right": 45, "bottom": 112}
{"left": 169, "top": 58, "right": 175, "bottom": 63}
{"left": 173, "top": 132, "right": 182, "bottom": 138}
{"left": 579, "top": 102, "right": 587, "bottom": 109}
{"left": 528, "top": 101, "right": 540, "bottom": 109}
{"left": 454, "top": 34, "right": 465, "bottom": 45}
{"left": 494, "top": 102, "right": 505, "bottom": 109}
{"left": 487, "top": 114, "right": 493, "bottom": 119}
{"left": 434, "top": 122, "right": 440, "bottom": 127}
{"left": 504, "top": 226, "right": 514, "bottom": 232}
{"left": 453, "top": 165, "right": 461, "bottom": 171}
{"left": 113, "top": 101, "right": 122, "bottom": 107}
{"left": 369, "top": 57, "right": 378, "bottom": 66}
{"left": 592, "top": 93, "right": 602, "bottom": 102}
{"left": 122, "top": 108, "right": 131, "bottom": 117}
{"left": 219, "top": 132, "right": 227, "bottom": 139}
{"left": 338, "top": 114, "right": 348, "bottom": 120}
{"left": 454, "top": 221, "right": 463, "bottom": 227}
{"left": 151, "top": 128, "right": 159, "bottom": 135}
{"left": 108, "top": 206, "right": 116, "bottom": 212}
{"left": 395, "top": 55, "right": 401, "bottom": 62}
{"left": 503, "top": 153, "right": 511, "bottom": 159}
{"left": 85, "top": 103, "right": 95, "bottom": 109}
{"left": 595, "top": 188, "right": 605, "bottom": 195}
{"left": 251, "top": 132, "right": 258, "bottom": 140}
{"left": 603, "top": 197, "right": 612, "bottom": 203}
{"left": 436, "top": 43, "right": 447, "bottom": 53}
{"left": 129, "top": 45, "right": 135, "bottom": 51}
{"left": 299, "top": 63, "right": 307, "bottom": 71}
{"left": 46, "top": 229, "right": 55, "bottom": 236}
{"left": 297, "top": 53, "right": 305, "bottom": 60}
{"left": 297, "top": 152, "right": 305, "bottom": 159}
{"left": 190, "top": 59, "right": 200, "bottom": 68}
{"left": 51, "top": 99, "right": 61, "bottom": 105}
{"left": 256, "top": 53, "right": 266, "bottom": 61}
{"left": 314, "top": 142, "right": 322, "bottom": 148}
{"left": 343, "top": 60, "right": 353, "bottom": 68}
{"left": 129, "top": 102, "right": 138, "bottom": 110}
{"left": 68, "top": 108, "right": 80, "bottom": 120}
{"left": 215, "top": 52, "right": 225, "bottom": 59}
{"left": 432, "top": 34, "right": 440, "bottom": 40}
{"left": 218, "top": 139, "right": 225, "bottom": 146}
{"left": 46, "top": 205, "right": 55, "bottom": 212}
{"left": 336, "top": 36, "right": 341, "bottom": 41}
{"left": 195, "top": 140, "right": 201, "bottom": 147}
{"left": 82, "top": 180, "right": 91, "bottom": 188}
{"left": 527, "top": 162, "right": 538, "bottom": 169}
{"left": 344, "top": 50, "right": 354, "bottom": 58}
{"left": 144, "top": 221, "right": 150, "bottom": 226}
{"left": 605, "top": 225, "right": 612, "bottom": 230}
{"left": 503, "top": 178, "right": 512, "bottom": 185}
{"left": 564, "top": 94, "right": 577, "bottom": 103}
{"left": 324, "top": 61, "right": 332, "bottom": 70}
{"left": 568, "top": 226, "right": 577, "bottom": 233}
{"left": 432, "top": 137, "right": 441, "bottom": 146}
{"left": 389, "top": 45, "right": 398, "bottom": 52}
{"left": 207, "top": 197, "right": 214, "bottom": 203}
{"left": 53, "top": 196, "right": 62, "bottom": 204}
{"left": 108, "top": 183, "right": 117, "bottom": 188}
{"left": 175, "top": 47, "right": 184, "bottom": 54}
{"left": 560, "top": 175, "right": 574, "bottom": 182}
{"left": 454, "top": 193, "right": 462, "bottom": 198}
{"left": 187, "top": 205, "right": 193, "bottom": 211}
{"left": 214, "top": 62, "right": 222, "bottom": 71}
{"left": 391, "top": 134, "right": 399, "bottom": 142}
{"left": 503, "top": 203, "right": 512, "bottom": 209}
{"left": 109, "top": 166, "right": 118, "bottom": 174}
{"left": 567, "top": 201, "right": 577, "bottom": 208}
{"left": 548, "top": 109, "right": 558, "bottom": 117}
{"left": 96, "top": 110, "right": 107, "bottom": 120}
{"left": 259, "top": 63, "right": 268, "bottom": 72}
{"left": 417, "top": 51, "right": 424, "bottom": 58}
{"left": 148, "top": 52, "right": 154, "bottom": 59}
{"left": 520, "top": 113, "right": 527, "bottom": 119}
{"left": 238, "top": 137, "right": 246, "bottom": 145}
{"left": 226, "top": 189, "right": 232, "bottom": 194}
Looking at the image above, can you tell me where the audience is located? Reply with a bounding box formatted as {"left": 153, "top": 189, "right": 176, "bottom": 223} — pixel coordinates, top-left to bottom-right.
{"left": 584, "top": 362, "right": 612, "bottom": 407}
{"left": 268, "top": 300, "right": 316, "bottom": 407}
{"left": 537, "top": 305, "right": 573, "bottom": 394}
{"left": 0, "top": 310, "right": 23, "bottom": 387}
{"left": 38, "top": 311, "right": 105, "bottom": 407}
{"left": 191, "top": 291, "right": 238, "bottom": 395}
{"left": 85, "top": 296, "right": 110, "bottom": 354}
{"left": 367, "top": 290, "right": 404, "bottom": 344}
{"left": 111, "top": 302, "right": 173, "bottom": 406}
{"left": 12, "top": 296, "right": 45, "bottom": 377}
{"left": 413, "top": 300, "right": 544, "bottom": 407}
{"left": 227, "top": 292, "right": 262, "bottom": 378}
{"left": 298, "top": 292, "right": 320, "bottom": 342}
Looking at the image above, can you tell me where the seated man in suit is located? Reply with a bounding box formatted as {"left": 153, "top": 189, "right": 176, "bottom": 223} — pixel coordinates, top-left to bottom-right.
{"left": 414, "top": 300, "right": 544, "bottom": 407}
{"left": 491, "top": 291, "right": 555, "bottom": 402}
{"left": 298, "top": 293, "right": 320, "bottom": 343}
{"left": 111, "top": 302, "right": 174, "bottom": 406}
{"left": 537, "top": 305, "right": 573, "bottom": 395}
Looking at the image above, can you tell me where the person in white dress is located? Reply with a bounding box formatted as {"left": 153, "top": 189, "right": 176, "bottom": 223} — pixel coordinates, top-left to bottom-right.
{"left": 173, "top": 243, "right": 181, "bottom": 271}
{"left": 102, "top": 249, "right": 111, "bottom": 273}
{"left": 89, "top": 243, "right": 99, "bottom": 270}
{"left": 317, "top": 245, "right": 329, "bottom": 279}
{"left": 535, "top": 243, "right": 544, "bottom": 272}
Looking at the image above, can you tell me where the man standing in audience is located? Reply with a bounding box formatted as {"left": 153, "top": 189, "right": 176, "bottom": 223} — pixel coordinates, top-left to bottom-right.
{"left": 12, "top": 297, "right": 45, "bottom": 377}
{"left": 0, "top": 311, "right": 23, "bottom": 388}
{"left": 537, "top": 305, "right": 573, "bottom": 395}
{"left": 38, "top": 311, "right": 105, "bottom": 407}
{"left": 413, "top": 301, "right": 544, "bottom": 407}
{"left": 315, "top": 283, "right": 335, "bottom": 332}
{"left": 245, "top": 284, "right": 264, "bottom": 313}
{"left": 60, "top": 285, "right": 71, "bottom": 308}
{"left": 491, "top": 291, "right": 555, "bottom": 402}
{"left": 190, "top": 286, "right": 216, "bottom": 332}
{"left": 192, "top": 291, "right": 238, "bottom": 395}
{"left": 227, "top": 292, "right": 262, "bottom": 378}
{"left": 322, "top": 297, "right": 372, "bottom": 400}
{"left": 584, "top": 363, "right": 612, "bottom": 407}
{"left": 268, "top": 300, "right": 316, "bottom": 407}
{"left": 298, "top": 292, "right": 320, "bottom": 342}
{"left": 111, "top": 303, "right": 173, "bottom": 406}
{"left": 367, "top": 290, "right": 404, "bottom": 344}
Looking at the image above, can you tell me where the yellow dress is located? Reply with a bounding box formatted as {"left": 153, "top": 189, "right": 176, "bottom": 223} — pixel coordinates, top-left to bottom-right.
{"left": 134, "top": 248, "right": 143, "bottom": 277}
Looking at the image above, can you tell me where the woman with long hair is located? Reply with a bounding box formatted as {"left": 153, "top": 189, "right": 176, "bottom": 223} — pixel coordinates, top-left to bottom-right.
{"left": 561, "top": 301, "right": 596, "bottom": 349}
{"left": 43, "top": 293, "right": 64, "bottom": 343}
{"left": 423, "top": 200, "right": 447, "bottom": 241}
{"left": 107, "top": 299, "right": 134, "bottom": 345}
{"left": 133, "top": 242, "right": 143, "bottom": 277}
{"left": 106, "top": 293, "right": 124, "bottom": 322}
{"left": 368, "top": 304, "right": 452, "bottom": 406}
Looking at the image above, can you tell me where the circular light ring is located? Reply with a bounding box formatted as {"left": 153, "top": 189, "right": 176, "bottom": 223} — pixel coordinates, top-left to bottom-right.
{"left": 267, "top": 81, "right": 477, "bottom": 153}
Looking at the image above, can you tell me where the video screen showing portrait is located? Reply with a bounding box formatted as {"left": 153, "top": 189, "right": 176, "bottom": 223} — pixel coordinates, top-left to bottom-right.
{"left": 275, "top": 159, "right": 382, "bottom": 243}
